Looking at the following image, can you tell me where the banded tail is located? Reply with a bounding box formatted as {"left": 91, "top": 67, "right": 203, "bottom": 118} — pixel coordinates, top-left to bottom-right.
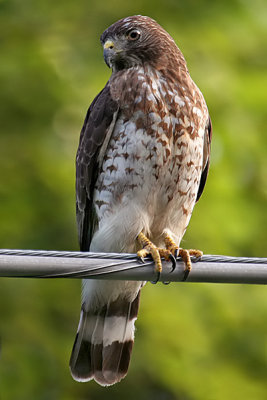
{"left": 70, "top": 291, "right": 141, "bottom": 386}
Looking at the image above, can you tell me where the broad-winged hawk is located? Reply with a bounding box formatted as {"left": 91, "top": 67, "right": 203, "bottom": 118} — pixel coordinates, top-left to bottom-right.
{"left": 70, "top": 15, "right": 212, "bottom": 386}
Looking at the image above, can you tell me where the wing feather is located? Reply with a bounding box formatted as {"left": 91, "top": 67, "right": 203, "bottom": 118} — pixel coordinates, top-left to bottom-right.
{"left": 76, "top": 83, "right": 119, "bottom": 251}
{"left": 196, "top": 116, "right": 212, "bottom": 202}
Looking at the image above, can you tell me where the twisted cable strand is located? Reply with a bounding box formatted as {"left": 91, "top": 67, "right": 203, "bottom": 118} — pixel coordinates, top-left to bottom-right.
{"left": 0, "top": 249, "right": 266, "bottom": 284}
{"left": 0, "top": 249, "right": 266, "bottom": 264}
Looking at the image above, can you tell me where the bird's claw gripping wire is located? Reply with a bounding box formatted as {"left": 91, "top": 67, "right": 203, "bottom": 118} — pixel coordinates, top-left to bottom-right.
{"left": 137, "top": 231, "right": 203, "bottom": 283}
{"left": 137, "top": 232, "right": 178, "bottom": 284}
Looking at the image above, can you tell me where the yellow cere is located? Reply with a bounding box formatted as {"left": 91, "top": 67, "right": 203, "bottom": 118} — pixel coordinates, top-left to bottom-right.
{"left": 104, "top": 40, "right": 115, "bottom": 49}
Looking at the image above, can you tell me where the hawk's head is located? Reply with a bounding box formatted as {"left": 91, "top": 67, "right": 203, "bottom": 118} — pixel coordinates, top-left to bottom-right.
{"left": 100, "top": 15, "right": 181, "bottom": 72}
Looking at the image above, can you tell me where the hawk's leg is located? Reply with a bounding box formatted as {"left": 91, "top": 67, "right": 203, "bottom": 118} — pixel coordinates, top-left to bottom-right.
{"left": 137, "top": 232, "right": 176, "bottom": 282}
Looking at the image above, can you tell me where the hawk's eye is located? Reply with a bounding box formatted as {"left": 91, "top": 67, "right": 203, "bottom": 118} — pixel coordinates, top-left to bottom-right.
{"left": 127, "top": 29, "right": 141, "bottom": 41}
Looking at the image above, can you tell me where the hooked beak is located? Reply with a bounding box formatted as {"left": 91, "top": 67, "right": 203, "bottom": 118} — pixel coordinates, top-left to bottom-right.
{"left": 103, "top": 40, "right": 115, "bottom": 68}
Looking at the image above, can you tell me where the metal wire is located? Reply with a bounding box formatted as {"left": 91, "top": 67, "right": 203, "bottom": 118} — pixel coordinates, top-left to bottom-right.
{"left": 0, "top": 248, "right": 266, "bottom": 264}
{"left": 0, "top": 249, "right": 266, "bottom": 284}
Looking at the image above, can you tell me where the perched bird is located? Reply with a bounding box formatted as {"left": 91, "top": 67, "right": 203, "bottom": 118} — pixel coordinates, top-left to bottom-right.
{"left": 70, "top": 15, "right": 212, "bottom": 386}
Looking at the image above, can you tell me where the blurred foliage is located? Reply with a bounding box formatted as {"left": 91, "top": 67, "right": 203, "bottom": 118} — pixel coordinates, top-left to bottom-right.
{"left": 0, "top": 0, "right": 266, "bottom": 399}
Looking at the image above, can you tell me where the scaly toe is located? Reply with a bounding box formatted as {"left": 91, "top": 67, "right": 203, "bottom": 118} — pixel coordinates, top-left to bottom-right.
{"left": 178, "top": 248, "right": 192, "bottom": 281}
{"left": 137, "top": 232, "right": 181, "bottom": 282}
{"left": 178, "top": 248, "right": 203, "bottom": 281}
{"left": 137, "top": 233, "right": 162, "bottom": 283}
{"left": 137, "top": 247, "right": 162, "bottom": 273}
{"left": 137, "top": 248, "right": 149, "bottom": 264}
{"left": 163, "top": 232, "right": 179, "bottom": 257}
{"left": 188, "top": 249, "right": 203, "bottom": 261}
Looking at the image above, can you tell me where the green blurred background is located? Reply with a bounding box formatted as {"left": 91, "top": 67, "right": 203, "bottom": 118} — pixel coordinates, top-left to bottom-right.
{"left": 0, "top": 0, "right": 266, "bottom": 399}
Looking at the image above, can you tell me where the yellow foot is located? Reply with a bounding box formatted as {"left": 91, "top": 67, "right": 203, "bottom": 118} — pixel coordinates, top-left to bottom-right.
{"left": 137, "top": 232, "right": 203, "bottom": 282}
{"left": 178, "top": 248, "right": 203, "bottom": 281}
{"left": 163, "top": 232, "right": 203, "bottom": 280}
{"left": 163, "top": 231, "right": 179, "bottom": 259}
{"left": 137, "top": 232, "right": 176, "bottom": 282}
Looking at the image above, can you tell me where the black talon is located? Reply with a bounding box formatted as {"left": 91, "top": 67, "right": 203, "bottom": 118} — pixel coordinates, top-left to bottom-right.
{"left": 173, "top": 248, "right": 178, "bottom": 259}
{"left": 182, "top": 268, "right": 190, "bottom": 282}
{"left": 151, "top": 270, "right": 160, "bottom": 284}
{"left": 163, "top": 281, "right": 170, "bottom": 285}
{"left": 169, "top": 253, "right": 177, "bottom": 272}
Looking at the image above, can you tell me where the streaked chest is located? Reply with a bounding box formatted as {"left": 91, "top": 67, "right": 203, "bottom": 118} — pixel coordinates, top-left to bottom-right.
{"left": 94, "top": 66, "right": 207, "bottom": 217}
